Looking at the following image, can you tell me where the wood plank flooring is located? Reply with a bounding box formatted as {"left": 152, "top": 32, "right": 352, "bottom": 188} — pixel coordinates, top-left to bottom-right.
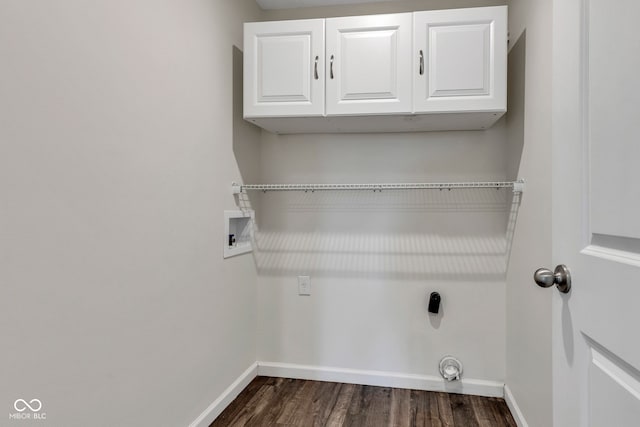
{"left": 211, "top": 377, "right": 517, "bottom": 427}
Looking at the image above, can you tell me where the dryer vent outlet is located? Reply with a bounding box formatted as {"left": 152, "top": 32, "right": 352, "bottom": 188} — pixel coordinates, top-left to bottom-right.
{"left": 439, "top": 356, "right": 463, "bottom": 382}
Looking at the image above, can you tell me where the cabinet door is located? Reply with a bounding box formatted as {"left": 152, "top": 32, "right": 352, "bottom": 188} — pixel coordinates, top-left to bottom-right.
{"left": 244, "top": 19, "right": 324, "bottom": 118}
{"left": 413, "top": 6, "right": 507, "bottom": 113}
{"left": 326, "top": 13, "right": 412, "bottom": 115}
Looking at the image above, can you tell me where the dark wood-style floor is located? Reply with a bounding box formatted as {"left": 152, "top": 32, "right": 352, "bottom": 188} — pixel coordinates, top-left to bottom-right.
{"left": 211, "top": 377, "right": 517, "bottom": 427}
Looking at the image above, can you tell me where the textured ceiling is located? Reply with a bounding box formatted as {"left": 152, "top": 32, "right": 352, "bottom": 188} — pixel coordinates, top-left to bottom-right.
{"left": 255, "top": 0, "right": 404, "bottom": 10}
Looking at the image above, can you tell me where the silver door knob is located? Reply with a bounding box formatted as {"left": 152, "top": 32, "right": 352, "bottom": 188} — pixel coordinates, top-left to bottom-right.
{"left": 534, "top": 264, "right": 571, "bottom": 293}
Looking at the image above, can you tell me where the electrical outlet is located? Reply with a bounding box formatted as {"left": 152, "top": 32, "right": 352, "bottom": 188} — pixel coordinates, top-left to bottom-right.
{"left": 298, "top": 276, "right": 311, "bottom": 296}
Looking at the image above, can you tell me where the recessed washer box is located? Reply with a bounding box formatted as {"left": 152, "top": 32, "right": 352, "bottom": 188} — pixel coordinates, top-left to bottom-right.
{"left": 224, "top": 210, "right": 254, "bottom": 259}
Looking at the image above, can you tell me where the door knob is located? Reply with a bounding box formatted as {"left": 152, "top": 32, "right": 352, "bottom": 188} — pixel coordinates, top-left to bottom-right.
{"left": 534, "top": 264, "right": 571, "bottom": 293}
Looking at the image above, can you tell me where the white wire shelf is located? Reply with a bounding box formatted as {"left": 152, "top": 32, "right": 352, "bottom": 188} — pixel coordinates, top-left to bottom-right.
{"left": 232, "top": 179, "right": 525, "bottom": 194}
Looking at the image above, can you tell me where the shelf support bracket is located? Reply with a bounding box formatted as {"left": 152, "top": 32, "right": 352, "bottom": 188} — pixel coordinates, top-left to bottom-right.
{"left": 512, "top": 179, "right": 525, "bottom": 194}
{"left": 231, "top": 182, "right": 243, "bottom": 195}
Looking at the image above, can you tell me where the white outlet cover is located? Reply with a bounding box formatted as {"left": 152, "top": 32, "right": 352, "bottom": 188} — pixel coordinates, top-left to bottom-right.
{"left": 298, "top": 276, "right": 311, "bottom": 296}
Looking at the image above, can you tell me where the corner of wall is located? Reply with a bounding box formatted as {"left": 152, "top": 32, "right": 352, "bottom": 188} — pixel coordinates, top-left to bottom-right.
{"left": 504, "top": 0, "right": 553, "bottom": 426}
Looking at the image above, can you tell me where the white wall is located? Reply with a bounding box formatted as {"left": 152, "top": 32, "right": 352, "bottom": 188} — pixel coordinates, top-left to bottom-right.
{"left": 255, "top": 130, "right": 509, "bottom": 381}
{"left": 0, "top": 1, "right": 261, "bottom": 426}
{"left": 505, "top": 0, "right": 553, "bottom": 425}
{"left": 251, "top": 0, "right": 511, "bottom": 384}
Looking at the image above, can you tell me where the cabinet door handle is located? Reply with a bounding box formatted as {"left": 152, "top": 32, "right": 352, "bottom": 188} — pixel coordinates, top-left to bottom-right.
{"left": 330, "top": 54, "right": 334, "bottom": 79}
{"left": 419, "top": 50, "right": 424, "bottom": 75}
{"left": 314, "top": 55, "right": 319, "bottom": 80}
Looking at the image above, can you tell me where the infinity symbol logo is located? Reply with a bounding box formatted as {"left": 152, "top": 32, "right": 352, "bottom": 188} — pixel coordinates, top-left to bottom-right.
{"left": 14, "top": 399, "right": 42, "bottom": 412}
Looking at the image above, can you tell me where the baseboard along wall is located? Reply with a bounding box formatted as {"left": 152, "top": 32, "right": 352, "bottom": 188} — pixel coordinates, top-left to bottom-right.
{"left": 503, "top": 384, "right": 529, "bottom": 427}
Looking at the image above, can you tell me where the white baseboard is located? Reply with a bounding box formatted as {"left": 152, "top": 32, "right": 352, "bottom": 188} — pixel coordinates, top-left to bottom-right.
{"left": 257, "top": 361, "right": 504, "bottom": 398}
{"left": 504, "top": 384, "right": 529, "bottom": 427}
{"left": 188, "top": 362, "right": 258, "bottom": 427}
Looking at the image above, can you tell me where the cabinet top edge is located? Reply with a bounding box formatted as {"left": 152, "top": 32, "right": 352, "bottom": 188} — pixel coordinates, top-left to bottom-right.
{"left": 244, "top": 5, "right": 507, "bottom": 25}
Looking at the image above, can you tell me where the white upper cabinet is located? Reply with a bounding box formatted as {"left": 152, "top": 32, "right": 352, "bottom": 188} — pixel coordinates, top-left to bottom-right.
{"left": 325, "top": 13, "right": 413, "bottom": 115}
{"left": 413, "top": 6, "right": 507, "bottom": 113}
{"left": 244, "top": 19, "right": 325, "bottom": 117}
{"left": 243, "top": 6, "right": 508, "bottom": 133}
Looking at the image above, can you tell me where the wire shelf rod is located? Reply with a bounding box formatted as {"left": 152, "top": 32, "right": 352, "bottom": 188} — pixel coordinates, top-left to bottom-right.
{"left": 232, "top": 179, "right": 525, "bottom": 194}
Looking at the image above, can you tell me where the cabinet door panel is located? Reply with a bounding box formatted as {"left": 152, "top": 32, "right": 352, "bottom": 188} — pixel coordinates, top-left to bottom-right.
{"left": 244, "top": 19, "right": 324, "bottom": 117}
{"left": 414, "top": 6, "right": 507, "bottom": 113}
{"left": 326, "top": 13, "right": 412, "bottom": 115}
{"left": 258, "top": 36, "right": 310, "bottom": 102}
{"left": 431, "top": 24, "right": 490, "bottom": 96}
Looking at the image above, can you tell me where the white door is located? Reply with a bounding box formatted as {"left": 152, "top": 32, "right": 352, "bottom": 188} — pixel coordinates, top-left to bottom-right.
{"left": 325, "top": 13, "right": 412, "bottom": 115}
{"left": 413, "top": 6, "right": 507, "bottom": 113}
{"left": 552, "top": 0, "right": 640, "bottom": 426}
{"left": 244, "top": 19, "right": 324, "bottom": 118}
